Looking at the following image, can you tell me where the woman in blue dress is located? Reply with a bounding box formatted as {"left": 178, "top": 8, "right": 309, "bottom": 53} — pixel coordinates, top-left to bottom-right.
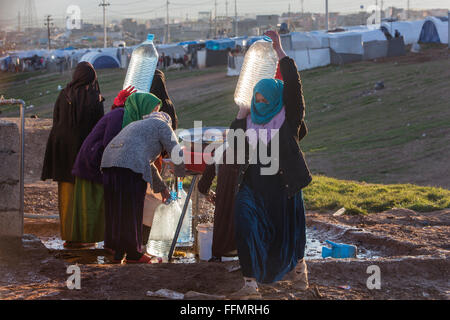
{"left": 228, "top": 30, "right": 312, "bottom": 299}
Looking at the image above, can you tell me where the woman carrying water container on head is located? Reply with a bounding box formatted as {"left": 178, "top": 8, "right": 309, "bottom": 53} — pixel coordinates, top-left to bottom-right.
{"left": 228, "top": 30, "right": 312, "bottom": 299}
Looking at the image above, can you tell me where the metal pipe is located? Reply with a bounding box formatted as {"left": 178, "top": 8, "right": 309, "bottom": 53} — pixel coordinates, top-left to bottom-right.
{"left": 0, "top": 98, "right": 26, "bottom": 237}
{"left": 24, "top": 214, "right": 59, "bottom": 219}
{"left": 168, "top": 175, "right": 198, "bottom": 262}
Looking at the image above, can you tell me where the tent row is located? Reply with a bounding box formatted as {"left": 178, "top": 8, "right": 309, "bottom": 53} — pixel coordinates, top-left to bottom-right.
{"left": 1, "top": 16, "right": 447, "bottom": 72}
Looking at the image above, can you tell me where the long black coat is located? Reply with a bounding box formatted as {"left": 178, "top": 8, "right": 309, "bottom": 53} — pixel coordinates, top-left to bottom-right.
{"left": 150, "top": 69, "right": 178, "bottom": 130}
{"left": 41, "top": 77, "right": 104, "bottom": 183}
{"left": 230, "top": 56, "right": 312, "bottom": 198}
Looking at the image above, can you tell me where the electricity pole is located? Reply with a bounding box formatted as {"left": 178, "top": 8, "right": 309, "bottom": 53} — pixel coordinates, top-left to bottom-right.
{"left": 407, "top": 0, "right": 410, "bottom": 20}
{"left": 288, "top": 3, "right": 291, "bottom": 30}
{"left": 226, "top": 0, "right": 228, "bottom": 17}
{"left": 325, "top": 0, "right": 329, "bottom": 31}
{"left": 214, "top": 0, "right": 218, "bottom": 38}
{"left": 99, "top": 0, "right": 110, "bottom": 48}
{"left": 166, "top": 0, "right": 170, "bottom": 43}
{"left": 301, "top": 0, "right": 304, "bottom": 15}
{"left": 44, "top": 15, "right": 53, "bottom": 50}
{"left": 234, "top": 0, "right": 238, "bottom": 37}
{"left": 18, "top": 12, "right": 21, "bottom": 32}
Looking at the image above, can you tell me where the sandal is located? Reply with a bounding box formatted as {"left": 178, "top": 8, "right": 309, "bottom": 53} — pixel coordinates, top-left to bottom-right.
{"left": 126, "top": 254, "right": 163, "bottom": 264}
{"left": 228, "top": 285, "right": 262, "bottom": 300}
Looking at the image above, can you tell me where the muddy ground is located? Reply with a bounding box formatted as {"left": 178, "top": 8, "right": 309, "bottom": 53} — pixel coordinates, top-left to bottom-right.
{"left": 1, "top": 121, "right": 449, "bottom": 301}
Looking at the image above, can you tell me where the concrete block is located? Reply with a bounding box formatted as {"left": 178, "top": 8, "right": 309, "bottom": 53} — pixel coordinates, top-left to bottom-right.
{"left": 0, "top": 182, "right": 19, "bottom": 211}
{"left": 0, "top": 150, "right": 19, "bottom": 183}
{"left": 0, "top": 211, "right": 22, "bottom": 237}
{"left": 0, "top": 120, "right": 19, "bottom": 153}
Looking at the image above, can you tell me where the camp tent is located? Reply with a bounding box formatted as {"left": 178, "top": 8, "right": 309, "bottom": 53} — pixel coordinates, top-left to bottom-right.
{"left": 246, "top": 36, "right": 266, "bottom": 46}
{"left": 156, "top": 44, "right": 186, "bottom": 57}
{"left": 419, "top": 16, "right": 449, "bottom": 44}
{"left": 80, "top": 51, "right": 120, "bottom": 69}
{"left": 287, "top": 32, "right": 324, "bottom": 50}
{"left": 381, "top": 20, "right": 424, "bottom": 45}
{"left": 286, "top": 48, "right": 330, "bottom": 71}
{"left": 231, "top": 36, "right": 248, "bottom": 48}
{"left": 205, "top": 39, "right": 236, "bottom": 51}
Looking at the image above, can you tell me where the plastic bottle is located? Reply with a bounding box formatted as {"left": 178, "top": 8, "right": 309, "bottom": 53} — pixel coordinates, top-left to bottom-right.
{"left": 176, "top": 180, "right": 193, "bottom": 247}
{"left": 123, "top": 34, "right": 159, "bottom": 93}
{"left": 146, "top": 191, "right": 181, "bottom": 258}
{"left": 234, "top": 36, "right": 278, "bottom": 109}
{"left": 322, "top": 240, "right": 357, "bottom": 259}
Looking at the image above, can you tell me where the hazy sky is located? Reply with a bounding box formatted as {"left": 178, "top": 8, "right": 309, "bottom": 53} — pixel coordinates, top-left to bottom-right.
{"left": 1, "top": 0, "right": 448, "bottom": 28}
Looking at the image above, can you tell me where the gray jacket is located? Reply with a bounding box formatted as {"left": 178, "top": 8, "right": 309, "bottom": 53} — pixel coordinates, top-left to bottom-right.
{"left": 101, "top": 112, "right": 185, "bottom": 192}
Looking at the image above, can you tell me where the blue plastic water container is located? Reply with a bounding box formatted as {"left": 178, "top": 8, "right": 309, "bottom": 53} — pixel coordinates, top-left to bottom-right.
{"left": 322, "top": 240, "right": 357, "bottom": 258}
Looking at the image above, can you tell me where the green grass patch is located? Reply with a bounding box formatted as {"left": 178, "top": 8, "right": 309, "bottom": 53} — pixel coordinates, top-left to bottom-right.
{"left": 178, "top": 174, "right": 450, "bottom": 215}
{"left": 302, "top": 175, "right": 450, "bottom": 215}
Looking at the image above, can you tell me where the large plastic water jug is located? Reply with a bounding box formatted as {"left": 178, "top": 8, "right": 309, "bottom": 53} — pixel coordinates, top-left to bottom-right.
{"left": 146, "top": 191, "right": 181, "bottom": 259}
{"left": 123, "top": 34, "right": 159, "bottom": 93}
{"left": 176, "top": 180, "right": 194, "bottom": 247}
{"left": 234, "top": 36, "right": 278, "bottom": 109}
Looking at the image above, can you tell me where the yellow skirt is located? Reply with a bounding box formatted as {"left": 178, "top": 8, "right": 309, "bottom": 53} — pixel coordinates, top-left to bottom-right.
{"left": 58, "top": 182, "right": 75, "bottom": 241}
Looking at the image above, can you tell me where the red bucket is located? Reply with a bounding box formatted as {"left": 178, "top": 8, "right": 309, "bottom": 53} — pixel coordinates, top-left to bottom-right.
{"left": 182, "top": 147, "right": 213, "bottom": 173}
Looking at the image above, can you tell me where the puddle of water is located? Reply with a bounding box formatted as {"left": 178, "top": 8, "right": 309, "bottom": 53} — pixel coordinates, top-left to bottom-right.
{"left": 305, "top": 227, "right": 381, "bottom": 260}
{"left": 41, "top": 237, "right": 64, "bottom": 250}
{"left": 39, "top": 225, "right": 382, "bottom": 265}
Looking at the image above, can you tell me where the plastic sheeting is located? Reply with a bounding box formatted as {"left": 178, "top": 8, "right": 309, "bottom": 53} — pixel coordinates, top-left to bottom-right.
{"left": 286, "top": 48, "right": 330, "bottom": 71}
{"left": 290, "top": 32, "right": 324, "bottom": 50}
{"left": 328, "top": 33, "right": 364, "bottom": 55}
{"left": 363, "top": 40, "right": 388, "bottom": 60}
{"left": 197, "top": 49, "right": 207, "bottom": 69}
{"left": 156, "top": 44, "right": 186, "bottom": 57}
{"left": 205, "top": 39, "right": 236, "bottom": 51}
{"left": 381, "top": 20, "right": 425, "bottom": 45}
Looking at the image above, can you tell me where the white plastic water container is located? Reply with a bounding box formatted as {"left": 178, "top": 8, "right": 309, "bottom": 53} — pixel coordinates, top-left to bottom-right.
{"left": 146, "top": 192, "right": 181, "bottom": 258}
{"left": 234, "top": 37, "right": 278, "bottom": 109}
{"left": 123, "top": 33, "right": 159, "bottom": 93}
{"left": 176, "top": 181, "right": 193, "bottom": 247}
{"left": 196, "top": 223, "right": 214, "bottom": 261}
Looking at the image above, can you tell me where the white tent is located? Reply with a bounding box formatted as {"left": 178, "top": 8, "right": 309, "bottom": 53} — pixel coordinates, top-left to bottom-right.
{"left": 286, "top": 48, "right": 330, "bottom": 71}
{"left": 381, "top": 20, "right": 425, "bottom": 44}
{"left": 156, "top": 44, "right": 186, "bottom": 57}
{"left": 327, "top": 33, "right": 364, "bottom": 55}
{"left": 289, "top": 32, "right": 325, "bottom": 50}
